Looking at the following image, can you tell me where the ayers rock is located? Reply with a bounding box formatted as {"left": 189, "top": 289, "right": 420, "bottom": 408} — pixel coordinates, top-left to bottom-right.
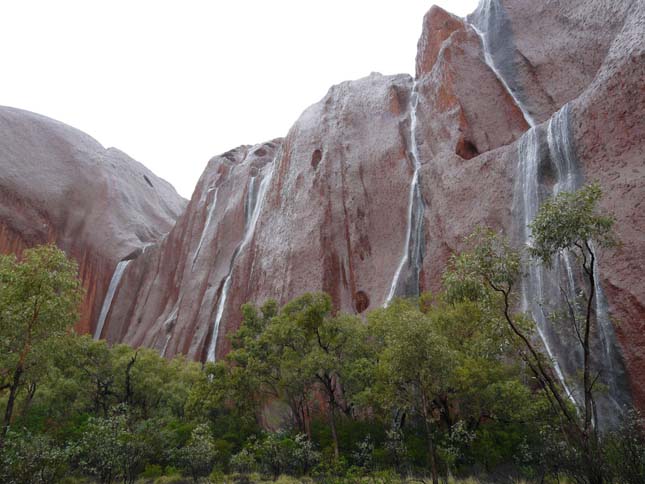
{"left": 0, "top": 0, "right": 643, "bottom": 422}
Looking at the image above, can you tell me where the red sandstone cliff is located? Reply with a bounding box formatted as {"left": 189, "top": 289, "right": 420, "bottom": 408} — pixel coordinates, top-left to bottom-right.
{"left": 100, "top": 1, "right": 644, "bottom": 413}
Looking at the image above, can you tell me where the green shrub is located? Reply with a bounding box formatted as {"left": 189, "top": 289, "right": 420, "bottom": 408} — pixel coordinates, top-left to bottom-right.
{"left": 231, "top": 431, "right": 320, "bottom": 479}
{"left": 0, "top": 430, "right": 69, "bottom": 484}
{"left": 141, "top": 464, "right": 164, "bottom": 478}
{"left": 152, "top": 476, "right": 191, "bottom": 484}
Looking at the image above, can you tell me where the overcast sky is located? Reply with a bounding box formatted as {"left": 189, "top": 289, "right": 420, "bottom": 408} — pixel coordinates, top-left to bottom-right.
{"left": 0, "top": 1, "right": 478, "bottom": 198}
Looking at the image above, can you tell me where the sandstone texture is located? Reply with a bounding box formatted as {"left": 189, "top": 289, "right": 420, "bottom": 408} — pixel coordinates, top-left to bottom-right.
{"left": 0, "top": 107, "right": 186, "bottom": 332}
{"left": 102, "top": 140, "right": 282, "bottom": 359}
{"left": 104, "top": 73, "right": 415, "bottom": 360}
{"left": 569, "top": 0, "right": 645, "bottom": 407}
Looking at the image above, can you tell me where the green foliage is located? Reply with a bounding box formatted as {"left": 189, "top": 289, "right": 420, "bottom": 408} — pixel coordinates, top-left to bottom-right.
{"left": 231, "top": 431, "right": 320, "bottom": 479}
{"left": 0, "top": 245, "right": 82, "bottom": 362}
{"left": 0, "top": 430, "right": 69, "bottom": 484}
{"left": 604, "top": 409, "right": 645, "bottom": 484}
{"left": 1, "top": 240, "right": 642, "bottom": 483}
{"left": 170, "top": 423, "right": 218, "bottom": 482}
{"left": 0, "top": 245, "right": 83, "bottom": 441}
{"left": 443, "top": 227, "right": 522, "bottom": 301}
{"left": 71, "top": 405, "right": 147, "bottom": 484}
{"left": 141, "top": 463, "right": 164, "bottom": 478}
{"left": 529, "top": 182, "right": 617, "bottom": 265}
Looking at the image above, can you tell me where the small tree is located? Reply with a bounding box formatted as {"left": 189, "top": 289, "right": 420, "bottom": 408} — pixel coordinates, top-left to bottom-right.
{"left": 0, "top": 245, "right": 82, "bottom": 445}
{"left": 171, "top": 424, "right": 218, "bottom": 482}
{"left": 446, "top": 184, "right": 617, "bottom": 484}
{"left": 73, "top": 406, "right": 147, "bottom": 484}
{"left": 227, "top": 293, "right": 370, "bottom": 461}
{"left": 231, "top": 431, "right": 320, "bottom": 480}
{"left": 368, "top": 299, "right": 456, "bottom": 484}
{"left": 0, "top": 430, "right": 68, "bottom": 484}
{"left": 285, "top": 293, "right": 369, "bottom": 460}
{"left": 529, "top": 183, "right": 617, "bottom": 434}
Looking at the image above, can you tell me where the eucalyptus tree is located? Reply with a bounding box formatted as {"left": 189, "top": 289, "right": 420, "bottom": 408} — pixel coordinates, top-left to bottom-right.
{"left": 446, "top": 184, "right": 617, "bottom": 484}
{"left": 0, "top": 245, "right": 82, "bottom": 445}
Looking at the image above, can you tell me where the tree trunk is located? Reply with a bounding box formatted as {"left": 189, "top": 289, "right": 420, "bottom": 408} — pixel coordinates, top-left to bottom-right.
{"left": 20, "top": 381, "right": 37, "bottom": 418}
{"left": 328, "top": 399, "right": 340, "bottom": 460}
{"left": 1, "top": 364, "right": 23, "bottom": 445}
{"left": 582, "top": 242, "right": 603, "bottom": 484}
{"left": 421, "top": 396, "right": 439, "bottom": 484}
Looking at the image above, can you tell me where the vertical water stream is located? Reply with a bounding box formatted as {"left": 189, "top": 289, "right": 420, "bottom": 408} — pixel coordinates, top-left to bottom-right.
{"left": 94, "top": 259, "right": 132, "bottom": 340}
{"left": 206, "top": 159, "right": 277, "bottom": 361}
{"left": 385, "top": 80, "right": 425, "bottom": 304}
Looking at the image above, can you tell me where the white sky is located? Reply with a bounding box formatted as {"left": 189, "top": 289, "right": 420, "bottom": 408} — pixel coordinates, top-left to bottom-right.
{"left": 0, "top": 1, "right": 478, "bottom": 198}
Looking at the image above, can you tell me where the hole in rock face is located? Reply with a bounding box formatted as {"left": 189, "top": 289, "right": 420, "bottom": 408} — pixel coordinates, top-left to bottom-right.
{"left": 311, "top": 149, "right": 322, "bottom": 169}
{"left": 143, "top": 175, "right": 154, "bottom": 188}
{"left": 254, "top": 148, "right": 267, "bottom": 157}
{"left": 456, "top": 138, "right": 479, "bottom": 160}
{"left": 354, "top": 290, "right": 370, "bottom": 314}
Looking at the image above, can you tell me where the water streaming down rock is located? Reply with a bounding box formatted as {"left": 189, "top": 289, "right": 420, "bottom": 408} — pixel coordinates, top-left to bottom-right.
{"left": 513, "top": 104, "right": 631, "bottom": 426}
{"left": 470, "top": 0, "right": 611, "bottom": 412}
{"left": 385, "top": 81, "right": 425, "bottom": 304}
{"left": 515, "top": 126, "right": 577, "bottom": 405}
{"left": 93, "top": 259, "right": 132, "bottom": 340}
{"left": 468, "top": 0, "right": 537, "bottom": 127}
{"left": 546, "top": 105, "right": 630, "bottom": 425}
{"left": 206, "top": 157, "right": 277, "bottom": 361}
{"left": 192, "top": 188, "right": 219, "bottom": 269}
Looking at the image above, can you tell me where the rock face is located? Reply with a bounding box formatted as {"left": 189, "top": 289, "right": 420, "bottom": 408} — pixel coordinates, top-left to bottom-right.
{"left": 101, "top": 140, "right": 283, "bottom": 359}
{"left": 1, "top": 0, "right": 643, "bottom": 417}
{"left": 0, "top": 107, "right": 186, "bottom": 332}
{"left": 569, "top": 0, "right": 645, "bottom": 408}
{"left": 103, "top": 73, "right": 416, "bottom": 360}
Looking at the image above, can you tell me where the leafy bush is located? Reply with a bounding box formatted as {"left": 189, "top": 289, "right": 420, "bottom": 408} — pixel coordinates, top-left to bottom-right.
{"left": 0, "top": 430, "right": 68, "bottom": 484}
{"left": 231, "top": 431, "right": 320, "bottom": 479}
{"left": 71, "top": 405, "right": 147, "bottom": 484}
{"left": 604, "top": 409, "right": 645, "bottom": 483}
{"left": 170, "top": 424, "right": 218, "bottom": 482}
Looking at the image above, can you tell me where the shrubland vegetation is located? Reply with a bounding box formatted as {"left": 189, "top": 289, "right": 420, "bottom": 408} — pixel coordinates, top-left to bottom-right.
{"left": 1, "top": 184, "right": 644, "bottom": 483}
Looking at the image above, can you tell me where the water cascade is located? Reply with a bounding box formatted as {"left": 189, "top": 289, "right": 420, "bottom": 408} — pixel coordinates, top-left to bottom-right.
{"left": 515, "top": 126, "right": 577, "bottom": 404}
{"left": 160, "top": 304, "right": 179, "bottom": 357}
{"left": 206, "top": 159, "right": 277, "bottom": 361}
{"left": 385, "top": 81, "right": 425, "bottom": 304}
{"left": 468, "top": 0, "right": 536, "bottom": 127}
{"left": 513, "top": 104, "right": 630, "bottom": 425}
{"left": 192, "top": 188, "right": 219, "bottom": 269}
{"left": 546, "top": 105, "right": 629, "bottom": 424}
{"left": 471, "top": 0, "right": 585, "bottom": 408}
{"left": 94, "top": 259, "right": 132, "bottom": 340}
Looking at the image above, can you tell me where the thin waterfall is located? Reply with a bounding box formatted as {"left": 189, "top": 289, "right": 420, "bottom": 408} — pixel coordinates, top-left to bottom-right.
{"left": 159, "top": 304, "right": 179, "bottom": 358}
{"left": 385, "top": 80, "right": 425, "bottom": 305}
{"left": 192, "top": 188, "right": 219, "bottom": 269}
{"left": 94, "top": 259, "right": 131, "bottom": 340}
{"left": 141, "top": 242, "right": 154, "bottom": 255}
{"left": 468, "top": 0, "right": 537, "bottom": 127}
{"left": 516, "top": 127, "right": 577, "bottom": 405}
{"left": 548, "top": 105, "right": 582, "bottom": 323}
{"left": 206, "top": 159, "right": 277, "bottom": 361}
{"left": 514, "top": 104, "right": 630, "bottom": 423}
{"left": 161, "top": 334, "right": 172, "bottom": 358}
{"left": 471, "top": 0, "right": 580, "bottom": 407}
{"left": 470, "top": 0, "right": 629, "bottom": 425}
{"left": 548, "top": 105, "right": 628, "bottom": 420}
{"left": 548, "top": 107, "right": 579, "bottom": 194}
